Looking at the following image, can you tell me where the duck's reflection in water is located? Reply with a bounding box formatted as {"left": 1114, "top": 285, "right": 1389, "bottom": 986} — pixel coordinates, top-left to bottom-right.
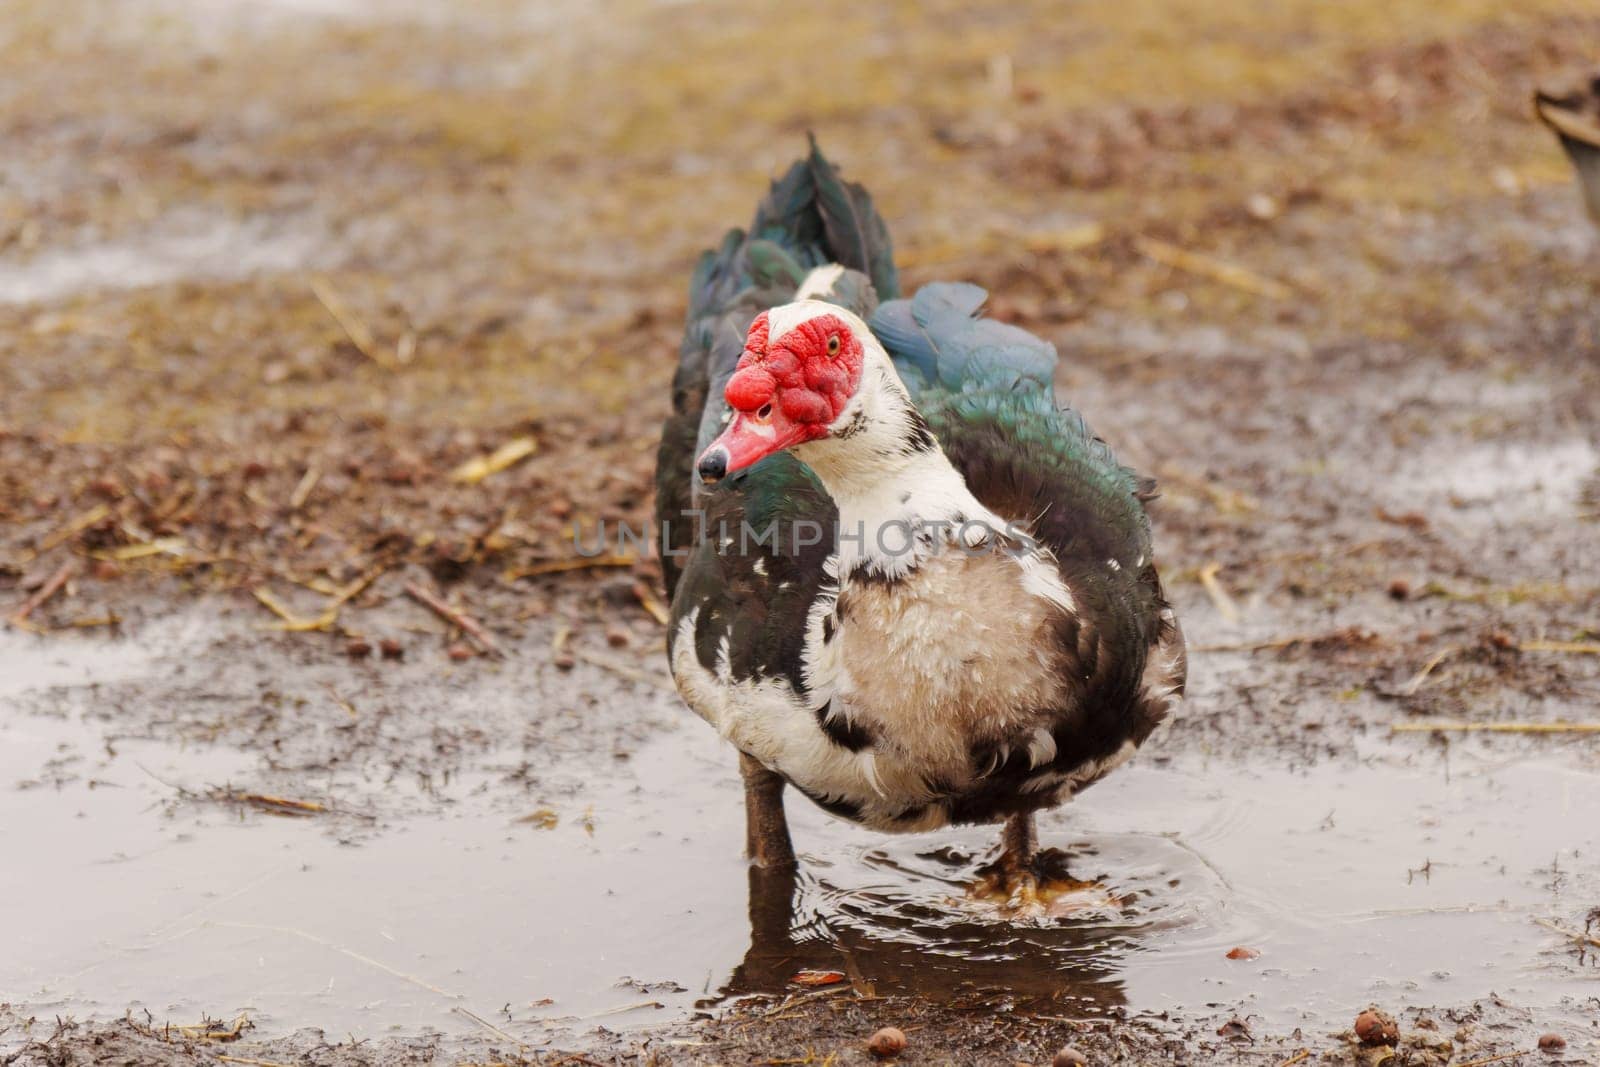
{"left": 715, "top": 844, "right": 1137, "bottom": 1015}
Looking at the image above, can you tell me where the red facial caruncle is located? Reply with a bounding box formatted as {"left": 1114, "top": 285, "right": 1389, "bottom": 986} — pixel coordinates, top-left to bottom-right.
{"left": 696, "top": 309, "right": 864, "bottom": 483}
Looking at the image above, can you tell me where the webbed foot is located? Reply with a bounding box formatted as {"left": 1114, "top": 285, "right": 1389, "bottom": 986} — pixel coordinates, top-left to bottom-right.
{"left": 966, "top": 814, "right": 1122, "bottom": 919}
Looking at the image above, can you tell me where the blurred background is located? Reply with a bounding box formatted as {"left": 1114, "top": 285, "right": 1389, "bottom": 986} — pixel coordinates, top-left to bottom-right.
{"left": 3, "top": 0, "right": 1596, "bottom": 589}
{"left": 2, "top": 0, "right": 1595, "bottom": 443}
{"left": 2, "top": 1, "right": 1598, "bottom": 1064}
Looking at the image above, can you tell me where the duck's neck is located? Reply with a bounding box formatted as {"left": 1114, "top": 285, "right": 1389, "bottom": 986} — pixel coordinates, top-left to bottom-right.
{"left": 794, "top": 359, "right": 993, "bottom": 582}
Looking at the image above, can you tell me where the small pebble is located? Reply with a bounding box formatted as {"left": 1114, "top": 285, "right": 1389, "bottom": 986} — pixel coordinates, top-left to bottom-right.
{"left": 1355, "top": 1008, "right": 1400, "bottom": 1047}
{"left": 1053, "top": 1047, "right": 1088, "bottom": 1067}
{"left": 1246, "top": 192, "right": 1281, "bottom": 220}
{"left": 379, "top": 638, "right": 404, "bottom": 661}
{"left": 1387, "top": 578, "right": 1410, "bottom": 600}
{"left": 447, "top": 643, "right": 474, "bottom": 661}
{"left": 554, "top": 652, "right": 576, "bottom": 670}
{"left": 344, "top": 639, "right": 372, "bottom": 659}
{"left": 1538, "top": 1033, "right": 1566, "bottom": 1052}
{"left": 605, "top": 625, "right": 631, "bottom": 648}
{"left": 91, "top": 560, "right": 120, "bottom": 581}
{"left": 1225, "top": 946, "right": 1260, "bottom": 960}
{"left": 867, "top": 1026, "right": 907, "bottom": 1058}
{"left": 1487, "top": 631, "right": 1515, "bottom": 650}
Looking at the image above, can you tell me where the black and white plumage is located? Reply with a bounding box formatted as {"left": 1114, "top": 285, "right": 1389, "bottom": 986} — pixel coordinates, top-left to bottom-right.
{"left": 654, "top": 145, "right": 1185, "bottom": 877}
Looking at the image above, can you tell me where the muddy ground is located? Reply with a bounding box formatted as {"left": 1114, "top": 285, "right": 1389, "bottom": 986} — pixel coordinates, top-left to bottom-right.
{"left": 2, "top": 1, "right": 1599, "bottom": 1064}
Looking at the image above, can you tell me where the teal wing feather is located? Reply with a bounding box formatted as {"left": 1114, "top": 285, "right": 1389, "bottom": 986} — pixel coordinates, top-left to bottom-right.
{"left": 870, "top": 281, "right": 1144, "bottom": 548}
{"left": 870, "top": 282, "right": 1056, "bottom": 396}
{"left": 920, "top": 386, "right": 1152, "bottom": 567}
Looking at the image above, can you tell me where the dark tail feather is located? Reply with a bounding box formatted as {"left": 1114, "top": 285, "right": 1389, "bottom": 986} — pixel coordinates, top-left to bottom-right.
{"left": 689, "top": 140, "right": 898, "bottom": 323}
{"left": 806, "top": 135, "right": 900, "bottom": 301}
{"left": 750, "top": 151, "right": 823, "bottom": 252}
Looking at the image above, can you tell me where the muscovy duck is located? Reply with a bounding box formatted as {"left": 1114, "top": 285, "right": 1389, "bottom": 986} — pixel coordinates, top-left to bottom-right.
{"left": 655, "top": 144, "right": 1185, "bottom": 903}
{"left": 1535, "top": 78, "right": 1600, "bottom": 222}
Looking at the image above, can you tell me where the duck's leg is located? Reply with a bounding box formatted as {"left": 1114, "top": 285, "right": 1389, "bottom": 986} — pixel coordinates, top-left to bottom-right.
{"left": 741, "top": 752, "right": 796, "bottom": 869}
{"left": 984, "top": 811, "right": 1044, "bottom": 906}
{"left": 999, "top": 811, "right": 1038, "bottom": 873}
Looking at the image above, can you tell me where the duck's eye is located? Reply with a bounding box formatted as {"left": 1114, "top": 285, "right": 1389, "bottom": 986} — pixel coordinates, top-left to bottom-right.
{"left": 826, "top": 334, "right": 841, "bottom": 356}
{"left": 756, "top": 403, "right": 773, "bottom": 419}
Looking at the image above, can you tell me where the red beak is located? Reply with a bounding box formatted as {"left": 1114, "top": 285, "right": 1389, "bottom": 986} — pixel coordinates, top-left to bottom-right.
{"left": 696, "top": 409, "right": 810, "bottom": 484}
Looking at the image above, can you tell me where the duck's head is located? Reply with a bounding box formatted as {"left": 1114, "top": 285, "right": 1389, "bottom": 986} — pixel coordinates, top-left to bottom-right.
{"left": 696, "top": 300, "right": 877, "bottom": 484}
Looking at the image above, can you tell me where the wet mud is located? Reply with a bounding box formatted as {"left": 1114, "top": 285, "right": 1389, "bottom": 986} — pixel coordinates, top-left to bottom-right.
{"left": 2, "top": 605, "right": 1597, "bottom": 1064}
{"left": 3, "top": 0, "right": 1600, "bottom": 1064}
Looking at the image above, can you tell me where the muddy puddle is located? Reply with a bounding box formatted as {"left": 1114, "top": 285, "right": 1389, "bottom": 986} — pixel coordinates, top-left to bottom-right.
{"left": 2, "top": 609, "right": 1596, "bottom": 1051}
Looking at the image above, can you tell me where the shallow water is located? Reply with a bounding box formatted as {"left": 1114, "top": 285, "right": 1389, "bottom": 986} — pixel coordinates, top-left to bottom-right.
{"left": 0, "top": 212, "right": 328, "bottom": 306}
{"left": 1387, "top": 438, "right": 1598, "bottom": 521}
{"left": 1, "top": 617, "right": 1596, "bottom": 1048}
